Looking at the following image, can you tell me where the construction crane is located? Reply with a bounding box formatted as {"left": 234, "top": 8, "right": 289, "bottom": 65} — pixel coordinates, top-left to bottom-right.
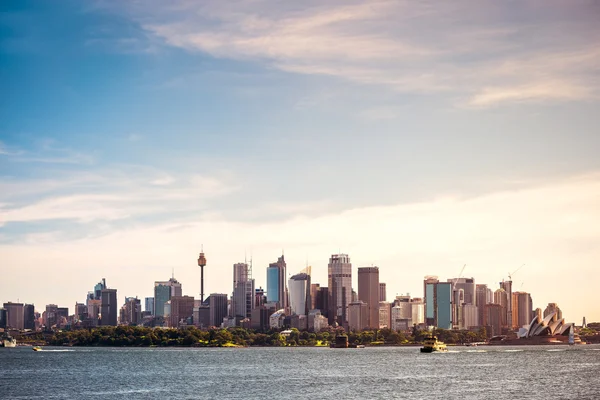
{"left": 508, "top": 264, "right": 525, "bottom": 282}
{"left": 452, "top": 264, "right": 467, "bottom": 291}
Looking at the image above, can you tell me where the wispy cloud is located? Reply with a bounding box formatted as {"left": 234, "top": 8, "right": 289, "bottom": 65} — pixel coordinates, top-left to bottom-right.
{"left": 127, "top": 0, "right": 600, "bottom": 107}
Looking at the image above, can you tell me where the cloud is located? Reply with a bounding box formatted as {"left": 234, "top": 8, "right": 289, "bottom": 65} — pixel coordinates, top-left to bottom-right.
{"left": 127, "top": 0, "right": 600, "bottom": 107}
{"left": 2, "top": 171, "right": 600, "bottom": 320}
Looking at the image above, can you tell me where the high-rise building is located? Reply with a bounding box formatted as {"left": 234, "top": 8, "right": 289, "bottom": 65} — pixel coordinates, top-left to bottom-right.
{"left": 288, "top": 273, "right": 311, "bottom": 316}
{"left": 358, "top": 267, "right": 379, "bottom": 329}
{"left": 499, "top": 280, "right": 513, "bottom": 329}
{"left": 423, "top": 277, "right": 452, "bottom": 329}
{"left": 348, "top": 301, "right": 368, "bottom": 331}
{"left": 379, "top": 283, "right": 386, "bottom": 302}
{"left": 378, "top": 301, "right": 391, "bottom": 329}
{"left": 494, "top": 289, "right": 509, "bottom": 329}
{"left": 476, "top": 284, "right": 489, "bottom": 328}
{"left": 154, "top": 277, "right": 182, "bottom": 317}
{"left": 100, "top": 289, "right": 118, "bottom": 326}
{"left": 462, "top": 304, "right": 478, "bottom": 329}
{"left": 120, "top": 297, "right": 141, "bottom": 325}
{"left": 448, "top": 278, "right": 476, "bottom": 305}
{"left": 328, "top": 254, "right": 352, "bottom": 326}
{"left": 0, "top": 309, "right": 6, "bottom": 329}
{"left": 231, "top": 262, "right": 255, "bottom": 320}
{"left": 310, "top": 284, "right": 320, "bottom": 310}
{"left": 169, "top": 296, "right": 195, "bottom": 328}
{"left": 513, "top": 292, "right": 533, "bottom": 328}
{"left": 266, "top": 255, "right": 288, "bottom": 311}
{"left": 74, "top": 303, "right": 87, "bottom": 321}
{"left": 145, "top": 297, "right": 154, "bottom": 315}
{"left": 207, "top": 293, "right": 228, "bottom": 327}
{"left": 544, "top": 303, "right": 562, "bottom": 320}
{"left": 484, "top": 303, "right": 503, "bottom": 336}
{"left": 3, "top": 302, "right": 24, "bottom": 330}
{"left": 44, "top": 304, "right": 58, "bottom": 329}
{"left": 411, "top": 298, "right": 425, "bottom": 326}
{"left": 23, "top": 304, "right": 35, "bottom": 330}
{"left": 316, "top": 287, "right": 329, "bottom": 318}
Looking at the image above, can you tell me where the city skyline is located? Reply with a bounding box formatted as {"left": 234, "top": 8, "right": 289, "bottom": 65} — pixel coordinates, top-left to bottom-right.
{"left": 2, "top": 1, "right": 600, "bottom": 322}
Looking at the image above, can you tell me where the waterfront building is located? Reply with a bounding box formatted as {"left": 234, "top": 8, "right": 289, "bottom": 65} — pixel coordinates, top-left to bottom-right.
{"left": 348, "top": 301, "right": 368, "bottom": 331}
{"left": 328, "top": 254, "right": 352, "bottom": 326}
{"left": 358, "top": 267, "right": 379, "bottom": 329}
{"left": 23, "top": 304, "right": 35, "bottom": 330}
{"left": 289, "top": 272, "right": 311, "bottom": 316}
{"left": 145, "top": 297, "right": 154, "bottom": 316}
{"left": 379, "top": 283, "right": 386, "bottom": 302}
{"left": 100, "top": 288, "right": 118, "bottom": 326}
{"left": 154, "top": 277, "right": 182, "bottom": 317}
{"left": 423, "top": 277, "right": 452, "bottom": 329}
{"left": 3, "top": 302, "right": 24, "bottom": 330}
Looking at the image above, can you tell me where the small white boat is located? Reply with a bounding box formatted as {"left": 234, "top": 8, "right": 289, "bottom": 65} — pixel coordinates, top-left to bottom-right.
{"left": 1, "top": 333, "right": 17, "bottom": 348}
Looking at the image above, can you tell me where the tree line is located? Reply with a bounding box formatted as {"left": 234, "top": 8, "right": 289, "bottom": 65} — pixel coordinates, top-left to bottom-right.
{"left": 46, "top": 325, "right": 489, "bottom": 347}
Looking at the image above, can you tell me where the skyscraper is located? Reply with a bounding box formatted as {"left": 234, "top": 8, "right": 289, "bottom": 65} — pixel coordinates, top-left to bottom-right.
{"left": 120, "top": 297, "right": 141, "bottom": 325}
{"left": 154, "top": 277, "right": 182, "bottom": 317}
{"left": 513, "top": 291, "right": 533, "bottom": 328}
{"left": 288, "top": 272, "right": 311, "bottom": 316}
{"left": 379, "top": 283, "right": 386, "bottom": 302}
{"left": 23, "top": 304, "right": 35, "bottom": 330}
{"left": 358, "top": 267, "right": 379, "bottom": 329}
{"left": 100, "top": 288, "right": 117, "bottom": 326}
{"left": 328, "top": 254, "right": 352, "bottom": 326}
{"left": 476, "top": 284, "right": 489, "bottom": 328}
{"left": 423, "top": 276, "right": 452, "bottom": 329}
{"left": 3, "top": 302, "right": 24, "bottom": 330}
{"left": 145, "top": 297, "right": 155, "bottom": 315}
{"left": 499, "top": 280, "right": 513, "bottom": 329}
{"left": 232, "top": 262, "right": 255, "bottom": 320}
{"left": 348, "top": 301, "right": 368, "bottom": 331}
{"left": 266, "top": 255, "right": 288, "bottom": 311}
{"left": 169, "top": 296, "right": 195, "bottom": 328}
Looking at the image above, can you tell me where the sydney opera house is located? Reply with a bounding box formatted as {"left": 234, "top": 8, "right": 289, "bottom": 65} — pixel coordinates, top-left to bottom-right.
{"left": 492, "top": 311, "right": 583, "bottom": 344}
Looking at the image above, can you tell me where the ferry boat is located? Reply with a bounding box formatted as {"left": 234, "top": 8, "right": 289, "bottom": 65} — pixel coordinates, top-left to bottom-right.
{"left": 1, "top": 332, "right": 17, "bottom": 348}
{"left": 32, "top": 346, "right": 42, "bottom": 352}
{"left": 420, "top": 335, "right": 447, "bottom": 353}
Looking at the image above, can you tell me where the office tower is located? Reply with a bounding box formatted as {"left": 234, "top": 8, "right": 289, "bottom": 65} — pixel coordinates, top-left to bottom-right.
{"left": 74, "top": 303, "right": 87, "bottom": 321}
{"left": 462, "top": 304, "right": 478, "bottom": 329}
{"left": 499, "top": 280, "right": 513, "bottom": 329}
{"left": 94, "top": 279, "right": 106, "bottom": 300}
{"left": 310, "top": 284, "right": 320, "bottom": 310}
{"left": 358, "top": 267, "right": 379, "bottom": 329}
{"left": 544, "top": 303, "right": 562, "bottom": 320}
{"left": 44, "top": 304, "right": 58, "bottom": 329}
{"left": 145, "top": 297, "right": 155, "bottom": 315}
{"left": 0, "top": 309, "right": 6, "bottom": 329}
{"left": 410, "top": 298, "right": 425, "bottom": 326}
{"left": 448, "top": 277, "right": 475, "bottom": 329}
{"left": 266, "top": 255, "right": 288, "bottom": 311}
{"left": 392, "top": 295, "right": 412, "bottom": 330}
{"left": 484, "top": 304, "right": 503, "bottom": 336}
{"left": 379, "top": 283, "right": 386, "bottom": 302}
{"left": 255, "top": 287, "right": 266, "bottom": 307}
{"left": 513, "top": 292, "right": 533, "bottom": 328}
{"left": 448, "top": 278, "right": 476, "bottom": 305}
{"left": 316, "top": 287, "right": 329, "bottom": 318}
{"left": 494, "top": 289, "right": 509, "bottom": 329}
{"left": 476, "top": 284, "right": 489, "bottom": 328}
{"left": 169, "top": 296, "right": 195, "bottom": 328}
{"left": 288, "top": 272, "right": 311, "bottom": 316}
{"left": 23, "top": 304, "right": 35, "bottom": 330}
{"left": 232, "top": 262, "right": 255, "bottom": 320}
{"left": 328, "top": 254, "right": 352, "bottom": 326}
{"left": 154, "top": 277, "right": 182, "bottom": 317}
{"left": 3, "top": 302, "right": 24, "bottom": 330}
{"left": 206, "top": 293, "right": 228, "bottom": 327}
{"left": 198, "top": 250, "right": 207, "bottom": 303}
{"left": 348, "top": 301, "right": 368, "bottom": 331}
{"left": 100, "top": 289, "right": 118, "bottom": 326}
{"left": 120, "top": 297, "right": 141, "bottom": 325}
{"left": 423, "top": 277, "right": 452, "bottom": 329}
{"left": 378, "top": 301, "right": 391, "bottom": 329}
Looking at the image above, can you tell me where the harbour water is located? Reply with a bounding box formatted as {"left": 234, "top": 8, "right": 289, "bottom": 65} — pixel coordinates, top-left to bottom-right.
{"left": 1, "top": 345, "right": 599, "bottom": 399}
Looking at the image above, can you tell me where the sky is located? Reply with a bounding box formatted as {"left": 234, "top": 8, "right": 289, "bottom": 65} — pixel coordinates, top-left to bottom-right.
{"left": 1, "top": 0, "right": 599, "bottom": 322}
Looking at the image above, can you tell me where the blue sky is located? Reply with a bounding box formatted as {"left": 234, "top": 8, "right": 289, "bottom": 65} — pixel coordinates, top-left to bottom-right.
{"left": 1, "top": 1, "right": 600, "bottom": 321}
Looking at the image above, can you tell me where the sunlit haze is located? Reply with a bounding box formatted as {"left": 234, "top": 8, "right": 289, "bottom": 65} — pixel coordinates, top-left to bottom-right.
{"left": 1, "top": 1, "right": 599, "bottom": 322}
